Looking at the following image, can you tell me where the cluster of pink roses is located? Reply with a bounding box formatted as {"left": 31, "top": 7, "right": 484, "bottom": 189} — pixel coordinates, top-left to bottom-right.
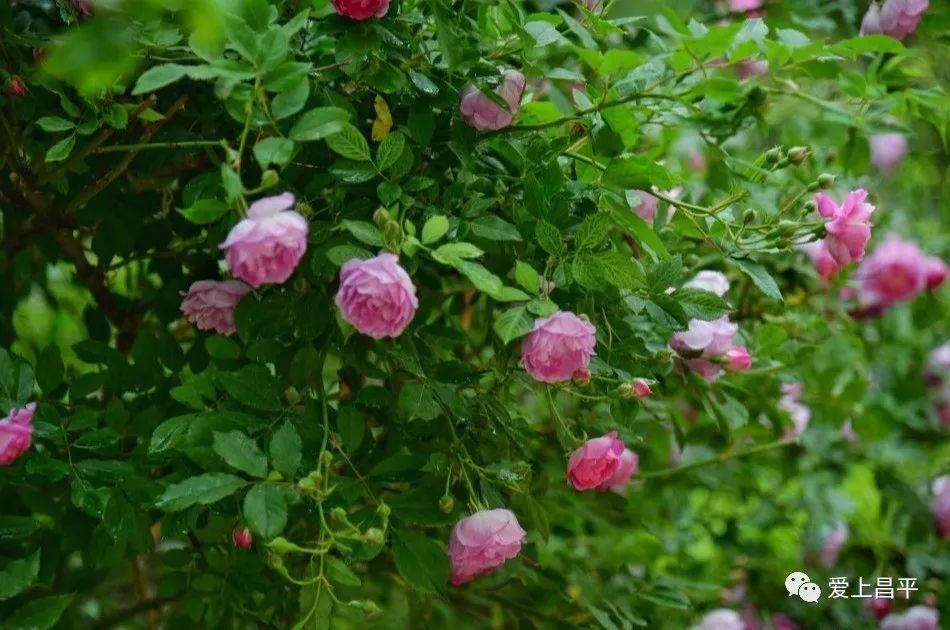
{"left": 181, "top": 193, "right": 309, "bottom": 335}
{"left": 861, "top": 0, "right": 929, "bottom": 40}
{"left": 0, "top": 403, "right": 36, "bottom": 467}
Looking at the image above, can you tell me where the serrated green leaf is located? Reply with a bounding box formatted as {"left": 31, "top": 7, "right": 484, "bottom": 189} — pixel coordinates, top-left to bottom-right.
{"left": 254, "top": 137, "right": 295, "bottom": 169}
{"left": 514, "top": 261, "right": 541, "bottom": 293}
{"left": 342, "top": 220, "right": 383, "bottom": 246}
{"left": 326, "top": 123, "right": 371, "bottom": 161}
{"left": 536, "top": 220, "right": 565, "bottom": 257}
{"left": 575, "top": 213, "right": 613, "bottom": 251}
{"left": 391, "top": 529, "right": 449, "bottom": 593}
{"left": 36, "top": 116, "right": 75, "bottom": 132}
{"left": 732, "top": 258, "right": 783, "bottom": 301}
{"left": 377, "top": 131, "right": 406, "bottom": 170}
{"left": 132, "top": 63, "right": 189, "bottom": 95}
{"left": 243, "top": 484, "right": 287, "bottom": 539}
{"left": 44, "top": 135, "right": 75, "bottom": 163}
{"left": 493, "top": 307, "right": 534, "bottom": 344}
{"left": 421, "top": 215, "right": 450, "bottom": 244}
{"left": 177, "top": 199, "right": 229, "bottom": 225}
{"left": 0, "top": 551, "right": 40, "bottom": 600}
{"left": 5, "top": 593, "right": 73, "bottom": 629}
{"left": 431, "top": 242, "right": 484, "bottom": 267}
{"left": 213, "top": 431, "right": 268, "bottom": 478}
{"left": 155, "top": 473, "right": 247, "bottom": 512}
{"left": 269, "top": 422, "right": 302, "bottom": 477}
{"left": 289, "top": 107, "right": 350, "bottom": 142}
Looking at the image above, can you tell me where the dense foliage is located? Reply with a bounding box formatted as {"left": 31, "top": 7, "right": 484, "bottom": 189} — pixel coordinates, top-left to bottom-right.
{"left": 1, "top": 0, "right": 948, "bottom": 628}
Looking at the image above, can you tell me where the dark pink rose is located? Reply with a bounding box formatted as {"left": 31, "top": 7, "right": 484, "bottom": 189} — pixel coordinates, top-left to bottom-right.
{"left": 631, "top": 378, "right": 652, "bottom": 399}
{"left": 220, "top": 193, "right": 308, "bottom": 288}
{"left": 800, "top": 240, "right": 840, "bottom": 280}
{"left": 735, "top": 59, "right": 769, "bottom": 80}
{"left": 861, "top": 0, "right": 929, "bottom": 40}
{"left": 7, "top": 76, "right": 25, "bottom": 98}
{"left": 232, "top": 527, "right": 253, "bottom": 549}
{"left": 924, "top": 256, "right": 948, "bottom": 290}
{"left": 567, "top": 432, "right": 625, "bottom": 491}
{"left": 180, "top": 280, "right": 250, "bottom": 336}
{"left": 459, "top": 70, "right": 526, "bottom": 131}
{"left": 815, "top": 189, "right": 875, "bottom": 267}
{"left": 332, "top": 0, "right": 390, "bottom": 20}
{"left": 0, "top": 403, "right": 35, "bottom": 466}
{"left": 335, "top": 254, "right": 418, "bottom": 339}
{"left": 854, "top": 237, "right": 928, "bottom": 308}
{"left": 447, "top": 509, "right": 526, "bottom": 585}
{"left": 599, "top": 448, "right": 639, "bottom": 493}
{"left": 69, "top": 0, "right": 93, "bottom": 19}
{"left": 521, "top": 311, "right": 596, "bottom": 383}
{"left": 725, "top": 346, "right": 752, "bottom": 372}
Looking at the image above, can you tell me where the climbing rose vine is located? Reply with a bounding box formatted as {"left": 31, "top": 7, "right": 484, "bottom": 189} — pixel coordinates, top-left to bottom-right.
{"left": 0, "top": 0, "right": 947, "bottom": 627}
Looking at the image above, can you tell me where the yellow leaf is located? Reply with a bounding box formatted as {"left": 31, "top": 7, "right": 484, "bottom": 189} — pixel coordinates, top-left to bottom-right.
{"left": 371, "top": 95, "right": 393, "bottom": 142}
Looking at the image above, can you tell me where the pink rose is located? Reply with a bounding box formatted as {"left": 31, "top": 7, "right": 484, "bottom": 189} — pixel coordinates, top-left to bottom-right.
{"left": 725, "top": 346, "right": 752, "bottom": 372}
{"left": 232, "top": 527, "right": 253, "bottom": 549}
{"left": 447, "top": 509, "right": 526, "bottom": 585}
{"left": 728, "top": 0, "right": 762, "bottom": 11}
{"left": 566, "top": 432, "right": 628, "bottom": 491}
{"left": 220, "top": 193, "right": 308, "bottom": 288}
{"left": 459, "top": 70, "right": 526, "bottom": 131}
{"left": 815, "top": 189, "right": 875, "bottom": 267}
{"left": 864, "top": 597, "right": 893, "bottom": 620}
{"left": 672, "top": 316, "right": 737, "bottom": 357}
{"left": 180, "top": 280, "right": 250, "bottom": 336}
{"left": 521, "top": 311, "right": 596, "bottom": 383}
{"left": 934, "top": 476, "right": 950, "bottom": 539}
{"left": 684, "top": 270, "right": 730, "bottom": 297}
{"left": 881, "top": 605, "right": 939, "bottom": 630}
{"left": 735, "top": 59, "right": 769, "bottom": 79}
{"left": 335, "top": 253, "right": 418, "bottom": 339}
{"left": 869, "top": 133, "right": 908, "bottom": 174}
{"left": 924, "top": 256, "right": 948, "bottom": 290}
{"left": 779, "top": 383, "right": 810, "bottom": 438}
{"left": 631, "top": 190, "right": 660, "bottom": 222}
{"left": 0, "top": 403, "right": 35, "bottom": 466}
{"left": 632, "top": 378, "right": 652, "bottom": 399}
{"left": 854, "top": 237, "right": 928, "bottom": 308}
{"left": 924, "top": 343, "right": 950, "bottom": 386}
{"left": 800, "top": 240, "right": 840, "bottom": 280}
{"left": 861, "top": 0, "right": 929, "bottom": 40}
{"left": 600, "top": 448, "right": 639, "bottom": 492}
{"left": 696, "top": 609, "right": 744, "bottom": 630}
{"left": 818, "top": 521, "right": 848, "bottom": 568}
{"left": 332, "top": 0, "right": 389, "bottom": 20}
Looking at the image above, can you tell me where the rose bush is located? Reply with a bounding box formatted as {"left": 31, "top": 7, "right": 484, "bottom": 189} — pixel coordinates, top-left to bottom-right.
{"left": 0, "top": 0, "right": 948, "bottom": 627}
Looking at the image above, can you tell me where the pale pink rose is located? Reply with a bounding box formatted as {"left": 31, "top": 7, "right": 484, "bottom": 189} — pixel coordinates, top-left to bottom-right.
{"left": 841, "top": 419, "right": 859, "bottom": 443}
{"left": 933, "top": 476, "right": 950, "bottom": 539}
{"left": 854, "top": 237, "right": 928, "bottom": 308}
{"left": 819, "top": 521, "right": 848, "bottom": 568}
{"left": 672, "top": 316, "right": 738, "bottom": 357}
{"left": 332, "top": 0, "right": 389, "bottom": 20}
{"left": 0, "top": 403, "right": 35, "bottom": 466}
{"left": 687, "top": 151, "right": 707, "bottom": 172}
{"left": 631, "top": 190, "right": 660, "bottom": 222}
{"left": 459, "top": 70, "right": 526, "bottom": 131}
{"left": 779, "top": 383, "right": 810, "bottom": 438}
{"left": 220, "top": 193, "right": 308, "bottom": 288}
{"left": 521, "top": 311, "right": 596, "bottom": 383}
{"left": 180, "top": 280, "right": 250, "bottom": 336}
{"left": 728, "top": 0, "right": 762, "bottom": 11}
{"left": 232, "top": 527, "right": 253, "bottom": 549}
{"left": 447, "top": 509, "right": 526, "bottom": 585}
{"left": 725, "top": 346, "right": 751, "bottom": 372}
{"left": 335, "top": 253, "right": 418, "bottom": 339}
{"left": 632, "top": 378, "right": 652, "bottom": 398}
{"left": 880, "top": 605, "right": 939, "bottom": 630}
{"left": 567, "top": 432, "right": 625, "bottom": 491}
{"left": 684, "top": 270, "right": 730, "bottom": 297}
{"left": 815, "top": 189, "right": 875, "bottom": 267}
{"left": 685, "top": 359, "right": 726, "bottom": 382}
{"left": 600, "top": 448, "right": 638, "bottom": 492}
{"left": 870, "top": 133, "right": 908, "bottom": 174}
{"left": 861, "top": 0, "right": 929, "bottom": 40}
{"left": 924, "top": 343, "right": 950, "bottom": 386}
{"left": 924, "top": 256, "right": 948, "bottom": 290}
{"left": 800, "top": 240, "right": 840, "bottom": 281}
{"left": 695, "top": 609, "right": 744, "bottom": 630}
{"left": 735, "top": 59, "right": 769, "bottom": 79}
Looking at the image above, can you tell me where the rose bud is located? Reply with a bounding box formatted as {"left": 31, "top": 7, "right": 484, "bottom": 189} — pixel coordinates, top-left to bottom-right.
{"left": 572, "top": 368, "right": 592, "bottom": 386}
{"left": 521, "top": 311, "right": 596, "bottom": 383}
{"left": 335, "top": 253, "right": 418, "bottom": 339}
{"left": 180, "top": 280, "right": 250, "bottom": 336}
{"left": 232, "top": 527, "right": 253, "bottom": 549}
{"left": 220, "top": 193, "right": 308, "bottom": 288}
{"left": 332, "top": 0, "right": 390, "bottom": 20}
{"left": 725, "top": 346, "right": 752, "bottom": 372}
{"left": 631, "top": 378, "right": 652, "bottom": 399}
{"left": 447, "top": 509, "right": 526, "bottom": 585}
{"left": 7, "top": 76, "right": 26, "bottom": 98}
{"left": 0, "top": 403, "right": 35, "bottom": 466}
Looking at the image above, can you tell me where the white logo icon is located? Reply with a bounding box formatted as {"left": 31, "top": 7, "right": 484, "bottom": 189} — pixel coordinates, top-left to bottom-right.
{"left": 785, "top": 571, "right": 821, "bottom": 602}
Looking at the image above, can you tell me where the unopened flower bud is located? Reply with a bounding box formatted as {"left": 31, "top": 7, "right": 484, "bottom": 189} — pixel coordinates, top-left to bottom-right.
{"left": 631, "top": 378, "right": 652, "bottom": 399}
{"left": 617, "top": 382, "right": 634, "bottom": 398}
{"left": 377, "top": 503, "right": 391, "bottom": 519}
{"left": 260, "top": 169, "right": 279, "bottom": 189}
{"left": 764, "top": 147, "right": 783, "bottom": 164}
{"left": 742, "top": 209, "right": 757, "bottom": 224}
{"left": 363, "top": 528, "right": 385, "bottom": 546}
{"left": 267, "top": 537, "right": 300, "bottom": 554}
{"left": 285, "top": 386, "right": 301, "bottom": 406}
{"left": 373, "top": 207, "right": 391, "bottom": 228}
{"left": 320, "top": 450, "right": 333, "bottom": 467}
{"left": 725, "top": 347, "right": 752, "bottom": 372}
{"left": 817, "top": 173, "right": 836, "bottom": 189}
{"left": 786, "top": 146, "right": 809, "bottom": 165}
{"left": 347, "top": 600, "right": 382, "bottom": 615}
{"left": 330, "top": 507, "right": 347, "bottom": 522}
{"left": 232, "top": 527, "right": 253, "bottom": 549}
{"left": 438, "top": 495, "right": 455, "bottom": 514}
{"left": 7, "top": 76, "right": 25, "bottom": 98}
{"left": 803, "top": 200, "right": 816, "bottom": 213}
{"left": 572, "top": 368, "right": 592, "bottom": 386}
{"left": 383, "top": 220, "right": 403, "bottom": 251}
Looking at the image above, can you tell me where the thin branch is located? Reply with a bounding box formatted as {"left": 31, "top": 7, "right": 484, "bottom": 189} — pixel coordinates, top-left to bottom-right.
{"left": 639, "top": 439, "right": 796, "bottom": 481}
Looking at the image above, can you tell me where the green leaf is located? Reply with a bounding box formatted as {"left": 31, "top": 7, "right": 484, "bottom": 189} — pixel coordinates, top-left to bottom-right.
{"left": 421, "top": 216, "right": 450, "bottom": 244}
{"left": 0, "top": 517, "right": 40, "bottom": 541}
{"left": 35, "top": 345, "right": 64, "bottom": 394}
{"left": 514, "top": 261, "right": 541, "bottom": 293}
{"left": 324, "top": 556, "right": 361, "bottom": 587}
{"left": 377, "top": 131, "right": 406, "bottom": 170}
{"left": 342, "top": 220, "right": 383, "bottom": 247}
{"left": 337, "top": 406, "right": 365, "bottom": 451}
{"left": 148, "top": 414, "right": 193, "bottom": 454}
{"left": 602, "top": 156, "right": 675, "bottom": 189}
{"left": 457, "top": 261, "right": 531, "bottom": 302}
{"left": 243, "top": 484, "right": 287, "bottom": 539}
{"left": 610, "top": 205, "right": 669, "bottom": 260}
{"left": 132, "top": 63, "right": 190, "bottom": 94}
{"left": 44, "top": 135, "right": 75, "bottom": 163}
{"left": 35, "top": 116, "right": 75, "bottom": 132}
{"left": 732, "top": 258, "right": 783, "bottom": 301}
{"left": 391, "top": 529, "right": 449, "bottom": 593}
{"left": 289, "top": 107, "right": 350, "bottom": 142}
{"left": 398, "top": 382, "right": 441, "bottom": 421}
{"left": 0, "top": 349, "right": 34, "bottom": 411}
{"left": 469, "top": 215, "right": 523, "bottom": 242}
{"left": 177, "top": 199, "right": 229, "bottom": 225}
{"left": 536, "top": 220, "right": 565, "bottom": 257}
{"left": 493, "top": 307, "right": 534, "bottom": 344}
{"left": 254, "top": 137, "right": 295, "bottom": 169}
{"left": 326, "top": 123, "right": 371, "bottom": 161}
{"left": 221, "top": 165, "right": 243, "bottom": 202}
{"left": 575, "top": 213, "right": 612, "bottom": 251}
{"left": 269, "top": 422, "right": 302, "bottom": 477}
{"left": 0, "top": 551, "right": 40, "bottom": 600}
{"left": 431, "top": 242, "right": 484, "bottom": 267}
{"left": 5, "top": 593, "right": 73, "bottom": 629}
{"left": 206, "top": 335, "right": 241, "bottom": 360}
{"left": 675, "top": 288, "right": 729, "bottom": 320}
{"left": 217, "top": 365, "right": 283, "bottom": 410}
{"left": 155, "top": 473, "right": 247, "bottom": 512}
{"left": 213, "top": 431, "right": 268, "bottom": 478}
